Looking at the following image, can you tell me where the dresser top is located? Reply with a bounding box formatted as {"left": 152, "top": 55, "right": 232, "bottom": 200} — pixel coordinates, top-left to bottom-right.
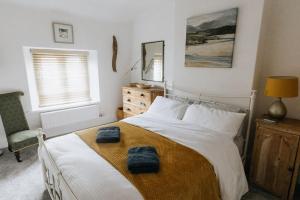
{"left": 257, "top": 118, "right": 300, "bottom": 135}
{"left": 122, "top": 86, "right": 164, "bottom": 92}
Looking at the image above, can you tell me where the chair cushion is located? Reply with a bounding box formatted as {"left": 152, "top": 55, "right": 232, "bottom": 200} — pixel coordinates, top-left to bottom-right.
{"left": 8, "top": 129, "right": 39, "bottom": 152}
{"left": 0, "top": 92, "right": 29, "bottom": 136}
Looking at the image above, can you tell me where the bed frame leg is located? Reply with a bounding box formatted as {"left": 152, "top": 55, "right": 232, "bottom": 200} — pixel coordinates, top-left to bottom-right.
{"left": 14, "top": 151, "right": 22, "bottom": 162}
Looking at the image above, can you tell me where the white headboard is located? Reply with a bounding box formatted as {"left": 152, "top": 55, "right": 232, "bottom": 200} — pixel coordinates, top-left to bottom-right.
{"left": 163, "top": 81, "right": 257, "bottom": 164}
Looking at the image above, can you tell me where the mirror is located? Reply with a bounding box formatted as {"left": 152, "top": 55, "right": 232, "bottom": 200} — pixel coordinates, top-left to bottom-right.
{"left": 141, "top": 41, "right": 164, "bottom": 82}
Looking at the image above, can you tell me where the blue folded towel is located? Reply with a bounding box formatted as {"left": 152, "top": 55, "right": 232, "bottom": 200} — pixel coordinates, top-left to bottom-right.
{"left": 128, "top": 146, "right": 160, "bottom": 174}
{"left": 98, "top": 126, "right": 120, "bottom": 132}
{"left": 96, "top": 126, "right": 120, "bottom": 143}
{"left": 128, "top": 146, "right": 157, "bottom": 155}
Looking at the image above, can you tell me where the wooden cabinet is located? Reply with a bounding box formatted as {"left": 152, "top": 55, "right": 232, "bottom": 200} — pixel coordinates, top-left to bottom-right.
{"left": 250, "top": 119, "right": 300, "bottom": 199}
{"left": 122, "top": 86, "right": 164, "bottom": 118}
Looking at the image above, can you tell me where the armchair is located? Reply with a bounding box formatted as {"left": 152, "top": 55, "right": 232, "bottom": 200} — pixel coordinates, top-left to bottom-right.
{"left": 0, "top": 92, "right": 40, "bottom": 162}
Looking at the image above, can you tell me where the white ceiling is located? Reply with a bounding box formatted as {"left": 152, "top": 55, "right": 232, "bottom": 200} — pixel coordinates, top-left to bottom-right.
{"left": 1, "top": 0, "right": 174, "bottom": 22}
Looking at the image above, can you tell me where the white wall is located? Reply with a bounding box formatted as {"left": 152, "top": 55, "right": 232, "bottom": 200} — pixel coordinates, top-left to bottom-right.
{"left": 131, "top": 0, "right": 265, "bottom": 99}
{"left": 255, "top": 0, "right": 300, "bottom": 119}
{"left": 0, "top": 3, "right": 132, "bottom": 132}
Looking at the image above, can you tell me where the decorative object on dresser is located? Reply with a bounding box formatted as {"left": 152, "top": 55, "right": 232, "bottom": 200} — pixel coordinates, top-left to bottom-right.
{"left": 264, "top": 76, "right": 298, "bottom": 120}
{"left": 136, "top": 83, "right": 151, "bottom": 89}
{"left": 122, "top": 85, "right": 164, "bottom": 118}
{"left": 116, "top": 107, "right": 124, "bottom": 121}
{"left": 250, "top": 118, "right": 300, "bottom": 200}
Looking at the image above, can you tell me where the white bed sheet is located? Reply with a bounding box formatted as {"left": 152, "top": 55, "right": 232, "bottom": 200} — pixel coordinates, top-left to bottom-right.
{"left": 40, "top": 113, "right": 248, "bottom": 200}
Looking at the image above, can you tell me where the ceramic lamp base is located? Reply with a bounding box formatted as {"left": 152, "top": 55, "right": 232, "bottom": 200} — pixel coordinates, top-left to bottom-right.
{"left": 268, "top": 98, "right": 287, "bottom": 120}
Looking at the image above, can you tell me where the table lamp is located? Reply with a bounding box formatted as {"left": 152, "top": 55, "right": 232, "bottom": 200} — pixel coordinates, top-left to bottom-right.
{"left": 265, "top": 76, "right": 298, "bottom": 120}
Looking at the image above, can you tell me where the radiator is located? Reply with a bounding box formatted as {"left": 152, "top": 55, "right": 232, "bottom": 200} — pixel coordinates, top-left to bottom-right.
{"left": 40, "top": 104, "right": 100, "bottom": 137}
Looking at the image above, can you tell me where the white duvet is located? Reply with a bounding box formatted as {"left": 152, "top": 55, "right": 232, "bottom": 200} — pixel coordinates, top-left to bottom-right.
{"left": 40, "top": 113, "right": 248, "bottom": 200}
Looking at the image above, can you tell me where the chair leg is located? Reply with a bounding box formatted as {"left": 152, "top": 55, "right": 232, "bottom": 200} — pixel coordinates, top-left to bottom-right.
{"left": 14, "top": 151, "right": 22, "bottom": 162}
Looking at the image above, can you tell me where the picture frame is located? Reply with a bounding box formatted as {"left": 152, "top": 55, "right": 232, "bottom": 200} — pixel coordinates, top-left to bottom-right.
{"left": 52, "top": 23, "right": 74, "bottom": 44}
{"left": 185, "top": 8, "right": 238, "bottom": 68}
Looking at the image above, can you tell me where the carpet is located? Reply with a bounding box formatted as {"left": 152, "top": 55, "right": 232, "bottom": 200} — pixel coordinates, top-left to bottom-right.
{"left": 0, "top": 147, "right": 279, "bottom": 200}
{"left": 0, "top": 147, "right": 51, "bottom": 200}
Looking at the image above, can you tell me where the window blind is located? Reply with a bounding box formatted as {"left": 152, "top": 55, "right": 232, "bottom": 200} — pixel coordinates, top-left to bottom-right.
{"left": 31, "top": 49, "right": 91, "bottom": 107}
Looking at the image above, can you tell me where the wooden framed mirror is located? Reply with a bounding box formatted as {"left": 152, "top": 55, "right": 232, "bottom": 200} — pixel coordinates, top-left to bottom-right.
{"left": 141, "top": 41, "right": 164, "bottom": 82}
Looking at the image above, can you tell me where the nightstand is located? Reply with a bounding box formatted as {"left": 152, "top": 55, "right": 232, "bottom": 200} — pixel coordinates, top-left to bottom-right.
{"left": 250, "top": 118, "right": 300, "bottom": 199}
{"left": 122, "top": 86, "right": 164, "bottom": 118}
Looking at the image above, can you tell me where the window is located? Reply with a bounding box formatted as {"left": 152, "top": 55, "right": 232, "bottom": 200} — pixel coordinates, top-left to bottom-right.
{"left": 153, "top": 54, "right": 163, "bottom": 81}
{"left": 24, "top": 48, "right": 99, "bottom": 111}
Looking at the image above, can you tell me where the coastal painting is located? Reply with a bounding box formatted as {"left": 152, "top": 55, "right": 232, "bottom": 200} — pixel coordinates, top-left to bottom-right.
{"left": 185, "top": 8, "right": 238, "bottom": 68}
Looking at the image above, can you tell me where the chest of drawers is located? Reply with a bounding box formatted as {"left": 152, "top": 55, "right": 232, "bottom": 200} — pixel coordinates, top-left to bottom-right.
{"left": 122, "top": 86, "right": 164, "bottom": 118}
{"left": 250, "top": 119, "right": 300, "bottom": 199}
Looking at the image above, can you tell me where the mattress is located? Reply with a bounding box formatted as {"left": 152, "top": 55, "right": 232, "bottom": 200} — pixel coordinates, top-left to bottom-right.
{"left": 39, "top": 113, "right": 248, "bottom": 200}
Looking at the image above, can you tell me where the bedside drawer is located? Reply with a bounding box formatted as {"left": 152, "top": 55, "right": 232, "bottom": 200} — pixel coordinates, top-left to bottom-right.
{"left": 122, "top": 88, "right": 151, "bottom": 99}
{"left": 123, "top": 96, "right": 151, "bottom": 109}
{"left": 122, "top": 88, "right": 137, "bottom": 96}
{"left": 123, "top": 103, "right": 147, "bottom": 115}
{"left": 122, "top": 86, "right": 163, "bottom": 118}
{"left": 135, "top": 90, "right": 151, "bottom": 100}
{"left": 250, "top": 124, "right": 300, "bottom": 198}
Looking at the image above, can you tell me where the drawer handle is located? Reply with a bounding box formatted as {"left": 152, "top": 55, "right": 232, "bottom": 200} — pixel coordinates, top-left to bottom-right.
{"left": 140, "top": 102, "right": 146, "bottom": 106}
{"left": 288, "top": 166, "right": 294, "bottom": 172}
{"left": 126, "top": 108, "right": 131, "bottom": 111}
{"left": 140, "top": 93, "right": 145, "bottom": 97}
{"left": 127, "top": 99, "right": 131, "bottom": 102}
{"left": 127, "top": 91, "right": 131, "bottom": 94}
{"left": 140, "top": 112, "right": 144, "bottom": 114}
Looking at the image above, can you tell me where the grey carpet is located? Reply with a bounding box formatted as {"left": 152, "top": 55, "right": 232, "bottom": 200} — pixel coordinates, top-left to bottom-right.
{"left": 0, "top": 147, "right": 51, "bottom": 200}
{"left": 0, "top": 147, "right": 279, "bottom": 200}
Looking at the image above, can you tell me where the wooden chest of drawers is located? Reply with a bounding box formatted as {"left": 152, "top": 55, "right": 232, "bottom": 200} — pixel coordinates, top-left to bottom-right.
{"left": 250, "top": 119, "right": 300, "bottom": 199}
{"left": 122, "top": 86, "right": 164, "bottom": 118}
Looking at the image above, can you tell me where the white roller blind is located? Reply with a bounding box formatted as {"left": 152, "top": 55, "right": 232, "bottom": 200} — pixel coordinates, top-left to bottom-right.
{"left": 31, "top": 49, "right": 91, "bottom": 107}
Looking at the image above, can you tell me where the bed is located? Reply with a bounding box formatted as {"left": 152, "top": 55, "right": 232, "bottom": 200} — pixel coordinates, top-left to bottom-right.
{"left": 38, "top": 86, "right": 256, "bottom": 200}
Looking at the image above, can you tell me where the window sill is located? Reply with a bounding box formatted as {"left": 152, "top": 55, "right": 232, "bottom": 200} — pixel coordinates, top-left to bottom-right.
{"left": 31, "top": 101, "right": 100, "bottom": 113}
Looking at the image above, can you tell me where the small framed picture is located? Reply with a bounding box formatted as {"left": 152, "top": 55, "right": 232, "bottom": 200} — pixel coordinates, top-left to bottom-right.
{"left": 52, "top": 23, "right": 74, "bottom": 43}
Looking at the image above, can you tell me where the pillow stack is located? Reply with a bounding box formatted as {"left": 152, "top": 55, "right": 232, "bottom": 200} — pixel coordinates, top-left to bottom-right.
{"left": 182, "top": 104, "right": 246, "bottom": 138}
{"left": 145, "top": 96, "right": 246, "bottom": 138}
{"left": 146, "top": 96, "right": 188, "bottom": 120}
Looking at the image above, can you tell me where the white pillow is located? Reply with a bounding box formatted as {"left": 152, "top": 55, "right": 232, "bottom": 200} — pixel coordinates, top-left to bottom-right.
{"left": 147, "top": 96, "right": 188, "bottom": 120}
{"left": 182, "top": 104, "right": 246, "bottom": 138}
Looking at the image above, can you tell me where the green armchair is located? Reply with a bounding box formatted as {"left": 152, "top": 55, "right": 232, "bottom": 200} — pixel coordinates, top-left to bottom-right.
{"left": 0, "top": 92, "right": 39, "bottom": 162}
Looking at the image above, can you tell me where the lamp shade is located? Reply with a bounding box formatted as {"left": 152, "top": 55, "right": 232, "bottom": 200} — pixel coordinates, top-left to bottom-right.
{"left": 265, "top": 76, "right": 298, "bottom": 98}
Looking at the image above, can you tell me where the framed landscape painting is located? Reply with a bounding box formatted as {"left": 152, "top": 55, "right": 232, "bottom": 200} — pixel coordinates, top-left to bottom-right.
{"left": 185, "top": 8, "right": 238, "bottom": 68}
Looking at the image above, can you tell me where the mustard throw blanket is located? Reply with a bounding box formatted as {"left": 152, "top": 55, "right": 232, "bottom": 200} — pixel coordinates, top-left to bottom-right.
{"left": 77, "top": 121, "right": 220, "bottom": 200}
